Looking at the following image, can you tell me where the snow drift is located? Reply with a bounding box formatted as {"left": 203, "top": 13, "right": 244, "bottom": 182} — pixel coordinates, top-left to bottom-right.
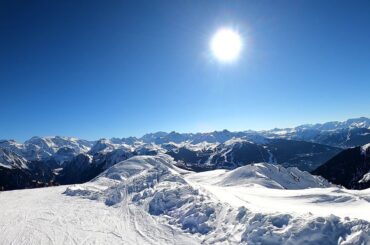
{"left": 189, "top": 162, "right": 332, "bottom": 189}
{"left": 63, "top": 155, "right": 370, "bottom": 244}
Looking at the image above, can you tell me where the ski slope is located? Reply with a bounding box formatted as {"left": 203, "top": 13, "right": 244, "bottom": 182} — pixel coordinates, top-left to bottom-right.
{"left": 0, "top": 186, "right": 197, "bottom": 245}
{"left": 0, "top": 155, "right": 369, "bottom": 244}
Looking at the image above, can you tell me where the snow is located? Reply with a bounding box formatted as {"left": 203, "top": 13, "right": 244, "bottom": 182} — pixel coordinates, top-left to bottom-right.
{"left": 89, "top": 138, "right": 134, "bottom": 154}
{"left": 134, "top": 142, "right": 167, "bottom": 155}
{"left": 25, "top": 136, "right": 93, "bottom": 155}
{"left": 159, "top": 141, "right": 218, "bottom": 153}
{"left": 0, "top": 136, "right": 94, "bottom": 163}
{"left": 183, "top": 141, "right": 219, "bottom": 152}
{"left": 0, "top": 186, "right": 197, "bottom": 245}
{"left": 361, "top": 143, "right": 370, "bottom": 155}
{"left": 359, "top": 172, "right": 370, "bottom": 184}
{"left": 0, "top": 148, "right": 29, "bottom": 169}
{"left": 223, "top": 137, "right": 250, "bottom": 146}
{"left": 187, "top": 163, "right": 332, "bottom": 189}
{"left": 0, "top": 155, "right": 369, "bottom": 244}
{"left": 187, "top": 178, "right": 370, "bottom": 221}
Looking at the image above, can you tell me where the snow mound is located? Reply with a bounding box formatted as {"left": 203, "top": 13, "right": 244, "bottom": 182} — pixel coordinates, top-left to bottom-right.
{"left": 65, "top": 155, "right": 370, "bottom": 244}
{"left": 65, "top": 155, "right": 217, "bottom": 235}
{"left": 218, "top": 163, "right": 332, "bottom": 189}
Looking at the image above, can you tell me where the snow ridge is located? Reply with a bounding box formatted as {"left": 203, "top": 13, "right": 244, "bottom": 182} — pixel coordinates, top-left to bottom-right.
{"left": 64, "top": 155, "right": 370, "bottom": 245}
{"left": 210, "top": 163, "right": 331, "bottom": 189}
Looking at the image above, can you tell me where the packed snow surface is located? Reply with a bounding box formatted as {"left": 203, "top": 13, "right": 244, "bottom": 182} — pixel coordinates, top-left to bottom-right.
{"left": 0, "top": 155, "right": 370, "bottom": 245}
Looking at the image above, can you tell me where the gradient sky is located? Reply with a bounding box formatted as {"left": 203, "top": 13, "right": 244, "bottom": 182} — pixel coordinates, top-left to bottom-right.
{"left": 1, "top": 0, "right": 370, "bottom": 141}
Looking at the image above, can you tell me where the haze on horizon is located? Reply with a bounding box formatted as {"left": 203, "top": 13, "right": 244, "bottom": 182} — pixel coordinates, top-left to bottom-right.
{"left": 1, "top": 0, "right": 370, "bottom": 141}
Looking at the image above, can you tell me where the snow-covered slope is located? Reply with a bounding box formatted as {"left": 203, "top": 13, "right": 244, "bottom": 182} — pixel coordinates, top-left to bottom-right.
{"left": 0, "top": 136, "right": 94, "bottom": 163}
{"left": 0, "top": 148, "right": 56, "bottom": 190}
{"left": 188, "top": 163, "right": 331, "bottom": 189}
{"left": 0, "top": 185, "right": 197, "bottom": 245}
{"left": 261, "top": 117, "right": 370, "bottom": 148}
{"left": 25, "top": 136, "right": 93, "bottom": 156}
{"left": 1, "top": 155, "right": 369, "bottom": 244}
{"left": 186, "top": 165, "right": 370, "bottom": 221}
{"left": 89, "top": 138, "right": 133, "bottom": 155}
{"left": 168, "top": 138, "right": 340, "bottom": 172}
{"left": 0, "top": 148, "right": 28, "bottom": 169}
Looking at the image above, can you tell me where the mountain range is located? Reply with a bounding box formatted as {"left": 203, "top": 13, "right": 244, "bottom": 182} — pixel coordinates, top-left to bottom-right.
{"left": 1, "top": 117, "right": 370, "bottom": 191}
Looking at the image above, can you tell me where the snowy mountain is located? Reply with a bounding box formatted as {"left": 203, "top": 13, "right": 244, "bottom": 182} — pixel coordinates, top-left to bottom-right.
{"left": 1, "top": 117, "right": 368, "bottom": 162}
{"left": 0, "top": 137, "right": 342, "bottom": 191}
{"left": 88, "top": 138, "right": 132, "bottom": 155}
{"left": 135, "top": 129, "right": 267, "bottom": 145}
{"left": 269, "top": 117, "right": 370, "bottom": 133}
{"left": 0, "top": 149, "right": 56, "bottom": 190}
{"left": 0, "top": 117, "right": 369, "bottom": 191}
{"left": 260, "top": 117, "right": 370, "bottom": 148}
{"left": 0, "top": 148, "right": 28, "bottom": 169}
{"left": 1, "top": 155, "right": 369, "bottom": 244}
{"left": 57, "top": 147, "right": 134, "bottom": 185}
{"left": 0, "top": 136, "right": 94, "bottom": 163}
{"left": 129, "top": 117, "right": 370, "bottom": 147}
{"left": 169, "top": 138, "right": 340, "bottom": 172}
{"left": 313, "top": 143, "right": 370, "bottom": 189}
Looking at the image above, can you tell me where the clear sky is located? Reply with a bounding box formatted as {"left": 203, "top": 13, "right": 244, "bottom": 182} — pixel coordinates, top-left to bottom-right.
{"left": 1, "top": 0, "right": 370, "bottom": 141}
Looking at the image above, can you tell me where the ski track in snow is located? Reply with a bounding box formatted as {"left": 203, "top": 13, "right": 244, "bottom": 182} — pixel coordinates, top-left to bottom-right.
{"left": 0, "top": 186, "right": 197, "bottom": 245}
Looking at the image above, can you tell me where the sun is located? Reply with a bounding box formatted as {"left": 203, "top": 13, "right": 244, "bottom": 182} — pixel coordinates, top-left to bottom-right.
{"left": 210, "top": 28, "right": 242, "bottom": 62}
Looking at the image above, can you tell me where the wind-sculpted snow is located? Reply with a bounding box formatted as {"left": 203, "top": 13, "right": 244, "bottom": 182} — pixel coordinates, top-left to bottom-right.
{"left": 239, "top": 213, "right": 370, "bottom": 245}
{"left": 62, "top": 155, "right": 370, "bottom": 244}
{"left": 65, "top": 155, "right": 219, "bottom": 235}
{"left": 203, "top": 163, "right": 332, "bottom": 189}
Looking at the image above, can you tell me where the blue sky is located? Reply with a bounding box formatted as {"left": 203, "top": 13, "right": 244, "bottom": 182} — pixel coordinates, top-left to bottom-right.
{"left": 1, "top": 0, "right": 370, "bottom": 141}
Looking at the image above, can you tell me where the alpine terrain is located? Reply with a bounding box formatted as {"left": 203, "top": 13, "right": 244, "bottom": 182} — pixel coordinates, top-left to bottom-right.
{"left": 1, "top": 118, "right": 370, "bottom": 244}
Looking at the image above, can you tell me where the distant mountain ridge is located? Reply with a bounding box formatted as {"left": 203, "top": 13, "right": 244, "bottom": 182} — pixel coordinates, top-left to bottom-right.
{"left": 116, "top": 117, "right": 370, "bottom": 148}
{"left": 0, "top": 136, "right": 93, "bottom": 163}
{"left": 2, "top": 117, "right": 369, "bottom": 149}
{"left": 0, "top": 117, "right": 369, "bottom": 191}
{"left": 259, "top": 117, "right": 370, "bottom": 148}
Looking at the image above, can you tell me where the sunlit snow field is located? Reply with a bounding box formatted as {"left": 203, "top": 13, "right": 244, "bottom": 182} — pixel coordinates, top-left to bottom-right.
{"left": 0, "top": 155, "right": 369, "bottom": 244}
{"left": 186, "top": 169, "right": 370, "bottom": 221}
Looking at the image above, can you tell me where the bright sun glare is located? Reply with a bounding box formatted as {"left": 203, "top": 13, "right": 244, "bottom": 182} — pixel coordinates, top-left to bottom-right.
{"left": 210, "top": 28, "right": 242, "bottom": 62}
